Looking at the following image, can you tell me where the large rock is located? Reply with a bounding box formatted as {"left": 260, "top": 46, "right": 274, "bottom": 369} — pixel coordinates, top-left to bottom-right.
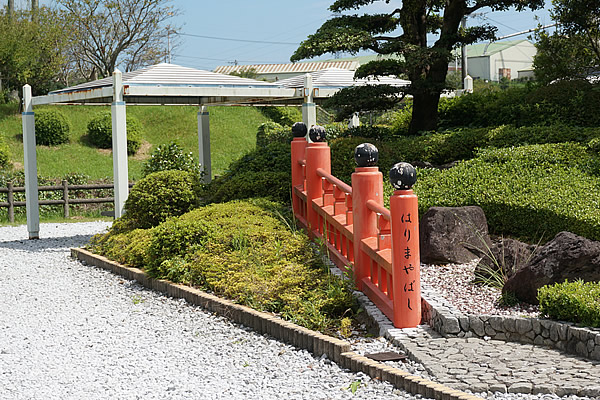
{"left": 503, "top": 232, "right": 600, "bottom": 304}
{"left": 420, "top": 206, "right": 491, "bottom": 264}
{"left": 474, "top": 238, "right": 536, "bottom": 285}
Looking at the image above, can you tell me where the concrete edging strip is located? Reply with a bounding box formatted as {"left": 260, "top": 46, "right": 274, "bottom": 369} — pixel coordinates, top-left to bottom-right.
{"left": 71, "top": 247, "right": 483, "bottom": 400}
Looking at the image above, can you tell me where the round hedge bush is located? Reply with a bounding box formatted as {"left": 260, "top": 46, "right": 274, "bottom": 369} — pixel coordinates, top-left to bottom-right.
{"left": 86, "top": 111, "right": 142, "bottom": 155}
{"left": 34, "top": 109, "right": 71, "bottom": 146}
{"left": 142, "top": 142, "right": 201, "bottom": 178}
{"left": 123, "top": 170, "right": 200, "bottom": 229}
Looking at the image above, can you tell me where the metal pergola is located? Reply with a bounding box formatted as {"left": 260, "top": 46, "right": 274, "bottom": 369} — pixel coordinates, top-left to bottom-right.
{"left": 22, "top": 63, "right": 409, "bottom": 239}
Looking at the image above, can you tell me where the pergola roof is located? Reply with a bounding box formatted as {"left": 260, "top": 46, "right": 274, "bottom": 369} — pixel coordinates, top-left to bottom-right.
{"left": 275, "top": 68, "right": 410, "bottom": 89}
{"left": 34, "top": 63, "right": 299, "bottom": 106}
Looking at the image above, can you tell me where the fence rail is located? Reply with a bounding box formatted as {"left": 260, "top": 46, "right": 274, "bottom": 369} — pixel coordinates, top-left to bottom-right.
{"left": 0, "top": 181, "right": 134, "bottom": 222}
{"left": 291, "top": 131, "right": 421, "bottom": 329}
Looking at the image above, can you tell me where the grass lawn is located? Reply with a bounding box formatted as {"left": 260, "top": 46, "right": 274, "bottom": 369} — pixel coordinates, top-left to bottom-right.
{"left": 0, "top": 104, "right": 269, "bottom": 181}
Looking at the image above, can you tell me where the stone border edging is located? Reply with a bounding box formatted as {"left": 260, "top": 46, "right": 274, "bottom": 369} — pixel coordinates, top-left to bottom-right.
{"left": 71, "top": 248, "right": 483, "bottom": 400}
{"left": 420, "top": 286, "right": 600, "bottom": 361}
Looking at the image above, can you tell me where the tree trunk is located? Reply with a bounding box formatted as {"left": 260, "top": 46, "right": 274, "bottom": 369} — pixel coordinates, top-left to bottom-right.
{"left": 409, "top": 92, "right": 441, "bottom": 133}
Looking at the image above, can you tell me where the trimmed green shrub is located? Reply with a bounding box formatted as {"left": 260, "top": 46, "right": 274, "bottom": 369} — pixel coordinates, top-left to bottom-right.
{"left": 123, "top": 170, "right": 200, "bottom": 229}
{"left": 34, "top": 109, "right": 71, "bottom": 145}
{"left": 142, "top": 142, "right": 201, "bottom": 178}
{"left": 86, "top": 111, "right": 142, "bottom": 155}
{"left": 538, "top": 280, "right": 600, "bottom": 327}
{"left": 88, "top": 228, "right": 153, "bottom": 268}
{"left": 256, "top": 121, "right": 290, "bottom": 148}
{"left": 202, "top": 142, "right": 291, "bottom": 204}
{"left": 438, "top": 81, "right": 600, "bottom": 128}
{"left": 408, "top": 143, "right": 600, "bottom": 242}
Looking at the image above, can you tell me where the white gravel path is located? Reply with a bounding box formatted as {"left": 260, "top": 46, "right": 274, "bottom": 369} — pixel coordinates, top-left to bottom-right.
{"left": 0, "top": 222, "right": 420, "bottom": 400}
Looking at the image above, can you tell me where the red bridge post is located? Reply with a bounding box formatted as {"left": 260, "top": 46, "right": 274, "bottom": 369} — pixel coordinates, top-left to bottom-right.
{"left": 304, "top": 126, "right": 330, "bottom": 234}
{"left": 291, "top": 122, "right": 308, "bottom": 217}
{"left": 351, "top": 143, "right": 383, "bottom": 291}
{"left": 389, "top": 162, "right": 421, "bottom": 328}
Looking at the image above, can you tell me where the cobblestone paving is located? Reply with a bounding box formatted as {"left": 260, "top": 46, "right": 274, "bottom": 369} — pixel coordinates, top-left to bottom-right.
{"left": 386, "top": 326, "right": 600, "bottom": 397}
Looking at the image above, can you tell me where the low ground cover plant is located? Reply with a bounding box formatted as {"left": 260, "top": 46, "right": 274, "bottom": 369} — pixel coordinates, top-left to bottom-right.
{"left": 90, "top": 198, "right": 358, "bottom": 333}
{"left": 538, "top": 280, "right": 600, "bottom": 327}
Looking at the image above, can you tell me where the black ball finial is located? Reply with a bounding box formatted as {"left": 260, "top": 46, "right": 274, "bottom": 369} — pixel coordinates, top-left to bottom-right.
{"left": 308, "top": 125, "right": 327, "bottom": 142}
{"left": 354, "top": 143, "right": 378, "bottom": 167}
{"left": 292, "top": 122, "right": 307, "bottom": 138}
{"left": 389, "top": 162, "right": 417, "bottom": 190}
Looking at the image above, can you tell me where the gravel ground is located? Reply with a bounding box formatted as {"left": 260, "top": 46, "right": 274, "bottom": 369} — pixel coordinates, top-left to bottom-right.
{"left": 0, "top": 221, "right": 589, "bottom": 400}
{"left": 420, "top": 261, "right": 539, "bottom": 317}
{"left": 0, "top": 221, "right": 420, "bottom": 400}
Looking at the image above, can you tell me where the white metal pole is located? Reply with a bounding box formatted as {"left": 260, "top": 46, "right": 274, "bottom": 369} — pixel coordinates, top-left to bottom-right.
{"left": 111, "top": 69, "right": 129, "bottom": 218}
{"left": 22, "top": 84, "right": 39, "bottom": 239}
{"left": 302, "top": 73, "right": 316, "bottom": 136}
{"left": 198, "top": 105, "right": 212, "bottom": 183}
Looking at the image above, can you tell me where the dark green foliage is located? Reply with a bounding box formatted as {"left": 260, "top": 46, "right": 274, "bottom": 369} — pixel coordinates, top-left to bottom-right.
{"left": 0, "top": 138, "right": 10, "bottom": 169}
{"left": 411, "top": 143, "right": 600, "bottom": 242}
{"left": 538, "top": 280, "right": 600, "bottom": 327}
{"left": 258, "top": 106, "right": 302, "bottom": 126}
{"left": 90, "top": 199, "right": 358, "bottom": 333}
{"left": 438, "top": 81, "right": 600, "bottom": 128}
{"left": 122, "top": 170, "right": 200, "bottom": 229}
{"left": 34, "top": 109, "right": 71, "bottom": 146}
{"left": 86, "top": 111, "right": 142, "bottom": 155}
{"left": 142, "top": 142, "right": 201, "bottom": 178}
{"left": 202, "top": 142, "right": 291, "bottom": 204}
{"left": 256, "top": 121, "right": 290, "bottom": 148}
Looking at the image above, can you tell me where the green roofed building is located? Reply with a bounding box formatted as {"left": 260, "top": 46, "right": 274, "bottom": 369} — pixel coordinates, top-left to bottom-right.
{"left": 462, "top": 40, "right": 536, "bottom": 82}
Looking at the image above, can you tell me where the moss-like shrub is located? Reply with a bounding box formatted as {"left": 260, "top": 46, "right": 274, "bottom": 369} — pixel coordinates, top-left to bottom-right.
{"left": 123, "top": 170, "right": 200, "bottom": 229}
{"left": 256, "top": 121, "right": 290, "bottom": 148}
{"left": 86, "top": 111, "right": 142, "bottom": 155}
{"left": 202, "top": 142, "right": 291, "bottom": 204}
{"left": 538, "top": 280, "right": 600, "bottom": 327}
{"left": 34, "top": 109, "right": 71, "bottom": 145}
{"left": 142, "top": 142, "right": 201, "bottom": 178}
{"left": 90, "top": 198, "right": 358, "bottom": 332}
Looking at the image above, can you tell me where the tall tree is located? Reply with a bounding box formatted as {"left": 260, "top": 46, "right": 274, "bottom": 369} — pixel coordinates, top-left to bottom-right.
{"left": 533, "top": 0, "right": 600, "bottom": 83}
{"left": 292, "top": 0, "right": 544, "bottom": 133}
{"left": 0, "top": 7, "right": 68, "bottom": 96}
{"left": 57, "top": 0, "right": 179, "bottom": 79}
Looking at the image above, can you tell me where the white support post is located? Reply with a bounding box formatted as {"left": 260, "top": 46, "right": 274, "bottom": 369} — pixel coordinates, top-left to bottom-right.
{"left": 302, "top": 73, "right": 316, "bottom": 136}
{"left": 111, "top": 69, "right": 129, "bottom": 218}
{"left": 22, "top": 85, "right": 39, "bottom": 239}
{"left": 349, "top": 112, "right": 360, "bottom": 128}
{"left": 464, "top": 75, "right": 473, "bottom": 93}
{"left": 198, "top": 105, "right": 212, "bottom": 184}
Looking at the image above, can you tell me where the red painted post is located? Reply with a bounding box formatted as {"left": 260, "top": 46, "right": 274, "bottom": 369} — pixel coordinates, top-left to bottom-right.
{"left": 291, "top": 122, "right": 308, "bottom": 217}
{"left": 351, "top": 143, "right": 382, "bottom": 291}
{"left": 305, "top": 126, "right": 330, "bottom": 233}
{"left": 389, "top": 162, "right": 421, "bottom": 328}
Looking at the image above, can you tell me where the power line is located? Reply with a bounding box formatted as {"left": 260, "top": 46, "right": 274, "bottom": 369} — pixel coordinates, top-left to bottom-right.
{"left": 172, "top": 54, "right": 284, "bottom": 64}
{"left": 176, "top": 32, "right": 299, "bottom": 45}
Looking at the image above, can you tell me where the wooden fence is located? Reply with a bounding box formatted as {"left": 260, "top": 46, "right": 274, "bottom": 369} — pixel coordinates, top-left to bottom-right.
{"left": 0, "top": 181, "right": 134, "bottom": 222}
{"left": 291, "top": 128, "right": 421, "bottom": 329}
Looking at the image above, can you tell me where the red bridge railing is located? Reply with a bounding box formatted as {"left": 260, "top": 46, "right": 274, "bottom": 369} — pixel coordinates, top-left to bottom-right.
{"left": 291, "top": 123, "right": 421, "bottom": 328}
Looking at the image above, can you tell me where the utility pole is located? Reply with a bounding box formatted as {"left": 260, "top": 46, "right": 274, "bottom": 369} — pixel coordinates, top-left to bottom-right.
{"left": 461, "top": 16, "right": 468, "bottom": 88}
{"left": 8, "top": 0, "right": 14, "bottom": 17}
{"left": 31, "top": 0, "right": 38, "bottom": 21}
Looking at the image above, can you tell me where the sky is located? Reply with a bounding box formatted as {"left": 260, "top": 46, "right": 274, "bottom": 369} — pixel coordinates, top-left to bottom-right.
{"left": 29, "top": 0, "right": 554, "bottom": 71}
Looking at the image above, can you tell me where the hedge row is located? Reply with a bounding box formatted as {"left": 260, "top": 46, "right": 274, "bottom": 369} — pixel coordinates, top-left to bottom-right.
{"left": 330, "top": 125, "right": 600, "bottom": 183}
{"left": 538, "top": 280, "right": 600, "bottom": 328}
{"left": 408, "top": 143, "right": 600, "bottom": 242}
{"left": 90, "top": 199, "right": 357, "bottom": 333}
{"left": 438, "top": 80, "right": 600, "bottom": 128}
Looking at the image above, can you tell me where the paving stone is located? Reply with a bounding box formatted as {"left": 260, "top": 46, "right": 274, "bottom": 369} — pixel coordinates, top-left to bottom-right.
{"left": 488, "top": 384, "right": 507, "bottom": 393}
{"left": 507, "top": 382, "right": 533, "bottom": 394}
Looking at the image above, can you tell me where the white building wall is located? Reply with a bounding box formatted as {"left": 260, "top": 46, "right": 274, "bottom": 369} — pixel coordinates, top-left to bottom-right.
{"left": 489, "top": 42, "right": 536, "bottom": 81}
{"left": 467, "top": 57, "right": 491, "bottom": 80}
